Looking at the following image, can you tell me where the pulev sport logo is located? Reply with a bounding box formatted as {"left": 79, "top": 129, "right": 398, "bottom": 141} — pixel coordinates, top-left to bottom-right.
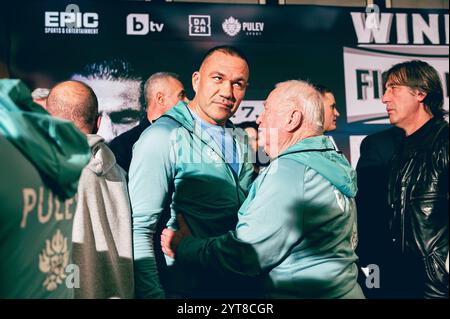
{"left": 127, "top": 14, "right": 164, "bottom": 35}
{"left": 45, "top": 4, "right": 99, "bottom": 35}
{"left": 222, "top": 16, "right": 264, "bottom": 37}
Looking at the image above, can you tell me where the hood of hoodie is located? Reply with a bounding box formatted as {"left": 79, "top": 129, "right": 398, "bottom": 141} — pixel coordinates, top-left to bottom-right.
{"left": 162, "top": 101, "right": 195, "bottom": 131}
{"left": 278, "top": 135, "right": 357, "bottom": 198}
{"left": 0, "top": 79, "right": 91, "bottom": 199}
{"left": 86, "top": 134, "right": 117, "bottom": 176}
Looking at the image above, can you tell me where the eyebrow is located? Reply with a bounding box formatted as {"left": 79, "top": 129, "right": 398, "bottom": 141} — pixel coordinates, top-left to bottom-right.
{"left": 210, "top": 71, "right": 225, "bottom": 77}
{"left": 233, "top": 77, "right": 248, "bottom": 83}
{"left": 109, "top": 109, "right": 140, "bottom": 123}
{"left": 118, "top": 91, "right": 138, "bottom": 101}
{"left": 385, "top": 80, "right": 401, "bottom": 87}
{"left": 210, "top": 71, "right": 248, "bottom": 83}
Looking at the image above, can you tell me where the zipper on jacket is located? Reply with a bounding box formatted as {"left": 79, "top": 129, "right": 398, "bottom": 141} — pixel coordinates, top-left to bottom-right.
{"left": 400, "top": 184, "right": 407, "bottom": 253}
{"left": 194, "top": 133, "right": 244, "bottom": 206}
{"left": 163, "top": 111, "right": 246, "bottom": 207}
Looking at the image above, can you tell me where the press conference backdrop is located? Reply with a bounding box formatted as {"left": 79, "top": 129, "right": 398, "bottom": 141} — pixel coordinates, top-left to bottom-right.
{"left": 6, "top": 1, "right": 449, "bottom": 166}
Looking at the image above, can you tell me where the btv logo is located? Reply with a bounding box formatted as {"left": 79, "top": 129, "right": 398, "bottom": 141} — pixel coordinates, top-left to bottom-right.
{"left": 127, "top": 14, "right": 164, "bottom": 35}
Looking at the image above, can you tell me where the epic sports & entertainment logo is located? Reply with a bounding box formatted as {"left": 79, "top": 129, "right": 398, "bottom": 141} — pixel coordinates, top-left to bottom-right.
{"left": 44, "top": 4, "right": 98, "bottom": 35}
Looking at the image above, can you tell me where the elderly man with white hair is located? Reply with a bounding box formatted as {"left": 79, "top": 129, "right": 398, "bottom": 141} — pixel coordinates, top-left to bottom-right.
{"left": 161, "top": 80, "right": 364, "bottom": 299}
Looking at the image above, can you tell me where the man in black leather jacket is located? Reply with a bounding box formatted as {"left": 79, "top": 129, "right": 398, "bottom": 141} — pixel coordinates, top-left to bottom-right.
{"left": 356, "top": 126, "right": 404, "bottom": 298}
{"left": 382, "top": 60, "right": 448, "bottom": 298}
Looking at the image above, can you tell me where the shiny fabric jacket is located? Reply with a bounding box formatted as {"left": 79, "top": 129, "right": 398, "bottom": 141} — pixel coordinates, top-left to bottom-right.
{"left": 388, "top": 118, "right": 449, "bottom": 298}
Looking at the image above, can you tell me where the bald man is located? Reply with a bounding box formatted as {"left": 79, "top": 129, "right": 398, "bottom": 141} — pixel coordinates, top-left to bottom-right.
{"left": 47, "top": 81, "right": 134, "bottom": 298}
{"left": 46, "top": 81, "right": 98, "bottom": 133}
{"left": 109, "top": 72, "right": 188, "bottom": 173}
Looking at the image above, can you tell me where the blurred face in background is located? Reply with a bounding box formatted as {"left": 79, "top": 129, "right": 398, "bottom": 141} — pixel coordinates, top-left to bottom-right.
{"left": 244, "top": 127, "right": 258, "bottom": 155}
{"left": 74, "top": 77, "right": 142, "bottom": 142}
{"left": 322, "top": 92, "right": 339, "bottom": 132}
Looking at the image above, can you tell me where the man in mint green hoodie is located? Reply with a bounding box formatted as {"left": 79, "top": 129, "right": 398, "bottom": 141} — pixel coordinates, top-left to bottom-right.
{"left": 0, "top": 80, "right": 91, "bottom": 298}
{"left": 162, "top": 80, "right": 364, "bottom": 299}
{"left": 129, "top": 46, "right": 255, "bottom": 298}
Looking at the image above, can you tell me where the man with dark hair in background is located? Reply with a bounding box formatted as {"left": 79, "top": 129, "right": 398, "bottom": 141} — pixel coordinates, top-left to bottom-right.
{"left": 71, "top": 59, "right": 143, "bottom": 142}
{"left": 109, "top": 72, "right": 188, "bottom": 173}
{"left": 314, "top": 84, "right": 340, "bottom": 133}
{"left": 383, "top": 60, "right": 448, "bottom": 298}
{"left": 46, "top": 80, "right": 134, "bottom": 299}
{"left": 314, "top": 84, "right": 341, "bottom": 151}
{"left": 235, "top": 121, "right": 269, "bottom": 175}
{"left": 0, "top": 79, "right": 90, "bottom": 298}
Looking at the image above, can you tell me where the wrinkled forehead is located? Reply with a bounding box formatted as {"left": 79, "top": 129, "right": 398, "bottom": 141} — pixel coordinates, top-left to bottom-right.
{"left": 201, "top": 52, "right": 249, "bottom": 79}
{"left": 323, "top": 92, "right": 336, "bottom": 104}
{"left": 75, "top": 78, "right": 142, "bottom": 112}
{"left": 265, "top": 85, "right": 286, "bottom": 105}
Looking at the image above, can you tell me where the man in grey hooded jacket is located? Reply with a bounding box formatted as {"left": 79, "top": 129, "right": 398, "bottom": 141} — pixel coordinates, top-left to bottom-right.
{"left": 162, "top": 80, "right": 364, "bottom": 299}
{"left": 46, "top": 81, "right": 134, "bottom": 299}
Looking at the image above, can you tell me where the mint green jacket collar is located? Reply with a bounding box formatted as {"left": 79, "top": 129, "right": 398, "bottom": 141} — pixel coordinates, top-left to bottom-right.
{"left": 163, "top": 101, "right": 249, "bottom": 174}
{"left": 278, "top": 135, "right": 357, "bottom": 198}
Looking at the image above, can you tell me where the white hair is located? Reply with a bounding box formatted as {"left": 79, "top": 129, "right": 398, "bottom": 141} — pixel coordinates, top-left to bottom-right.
{"left": 275, "top": 80, "right": 324, "bottom": 133}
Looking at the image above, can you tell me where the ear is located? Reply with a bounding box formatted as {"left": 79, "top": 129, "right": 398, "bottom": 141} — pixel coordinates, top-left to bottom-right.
{"left": 285, "top": 109, "right": 302, "bottom": 132}
{"left": 192, "top": 71, "right": 200, "bottom": 94}
{"left": 416, "top": 90, "right": 427, "bottom": 103}
{"left": 156, "top": 92, "right": 164, "bottom": 105}
{"left": 95, "top": 115, "right": 101, "bottom": 133}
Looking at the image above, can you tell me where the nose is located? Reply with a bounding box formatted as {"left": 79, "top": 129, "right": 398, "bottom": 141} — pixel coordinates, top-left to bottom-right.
{"left": 96, "top": 115, "right": 115, "bottom": 143}
{"left": 182, "top": 96, "right": 189, "bottom": 103}
{"left": 382, "top": 89, "right": 390, "bottom": 104}
{"left": 335, "top": 109, "right": 340, "bottom": 117}
{"left": 219, "top": 81, "right": 233, "bottom": 100}
{"left": 256, "top": 112, "right": 264, "bottom": 125}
